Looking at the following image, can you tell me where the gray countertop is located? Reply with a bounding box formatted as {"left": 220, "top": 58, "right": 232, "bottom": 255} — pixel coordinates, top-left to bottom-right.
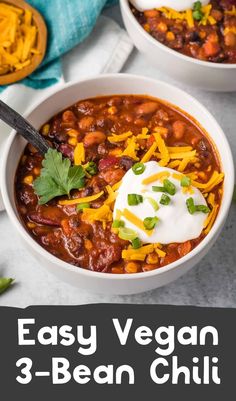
{"left": 0, "top": 5, "right": 235, "bottom": 308}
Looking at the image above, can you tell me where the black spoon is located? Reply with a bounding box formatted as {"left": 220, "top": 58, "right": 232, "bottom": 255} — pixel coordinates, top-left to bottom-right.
{"left": 0, "top": 100, "right": 50, "bottom": 155}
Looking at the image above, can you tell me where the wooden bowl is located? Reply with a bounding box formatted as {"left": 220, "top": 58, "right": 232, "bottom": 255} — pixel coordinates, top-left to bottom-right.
{"left": 0, "top": 0, "right": 47, "bottom": 85}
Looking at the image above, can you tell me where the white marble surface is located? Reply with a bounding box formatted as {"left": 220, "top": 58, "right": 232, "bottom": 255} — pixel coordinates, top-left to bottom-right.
{"left": 0, "top": 5, "right": 236, "bottom": 307}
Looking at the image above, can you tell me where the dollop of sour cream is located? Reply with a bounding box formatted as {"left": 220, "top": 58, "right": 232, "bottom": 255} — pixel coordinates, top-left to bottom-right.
{"left": 113, "top": 161, "right": 208, "bottom": 244}
{"left": 130, "top": 0, "right": 209, "bottom": 12}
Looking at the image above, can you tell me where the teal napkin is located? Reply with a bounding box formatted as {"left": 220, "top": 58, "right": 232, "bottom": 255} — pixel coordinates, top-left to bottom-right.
{"left": 0, "top": 0, "right": 118, "bottom": 91}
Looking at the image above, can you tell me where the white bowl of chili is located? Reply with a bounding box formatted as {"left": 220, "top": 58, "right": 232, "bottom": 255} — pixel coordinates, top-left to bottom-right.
{"left": 1, "top": 74, "right": 234, "bottom": 294}
{"left": 120, "top": 0, "right": 236, "bottom": 92}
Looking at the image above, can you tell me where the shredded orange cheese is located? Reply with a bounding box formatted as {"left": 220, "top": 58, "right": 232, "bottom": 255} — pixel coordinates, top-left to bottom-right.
{"left": 59, "top": 191, "right": 104, "bottom": 206}
{"left": 142, "top": 171, "right": 170, "bottom": 185}
{"left": 74, "top": 143, "right": 85, "bottom": 165}
{"left": 81, "top": 204, "right": 113, "bottom": 225}
{"left": 225, "top": 6, "right": 236, "bottom": 16}
{"left": 121, "top": 136, "right": 139, "bottom": 160}
{"left": 0, "top": 2, "right": 40, "bottom": 74}
{"left": 121, "top": 208, "right": 153, "bottom": 236}
{"left": 122, "top": 244, "right": 166, "bottom": 261}
{"left": 157, "top": 5, "right": 216, "bottom": 27}
{"left": 203, "top": 193, "right": 219, "bottom": 234}
{"left": 153, "top": 132, "right": 170, "bottom": 167}
{"left": 141, "top": 142, "right": 158, "bottom": 163}
{"left": 104, "top": 185, "right": 117, "bottom": 206}
{"left": 108, "top": 131, "right": 133, "bottom": 143}
{"left": 137, "top": 127, "right": 150, "bottom": 140}
{"left": 191, "top": 171, "right": 224, "bottom": 193}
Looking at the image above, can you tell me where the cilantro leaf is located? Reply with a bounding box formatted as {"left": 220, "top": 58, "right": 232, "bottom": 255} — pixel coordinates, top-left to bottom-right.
{"left": 0, "top": 277, "right": 14, "bottom": 295}
{"left": 33, "top": 149, "right": 85, "bottom": 205}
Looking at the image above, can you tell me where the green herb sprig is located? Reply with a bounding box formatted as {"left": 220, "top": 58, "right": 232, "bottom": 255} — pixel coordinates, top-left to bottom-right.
{"left": 34, "top": 149, "right": 85, "bottom": 205}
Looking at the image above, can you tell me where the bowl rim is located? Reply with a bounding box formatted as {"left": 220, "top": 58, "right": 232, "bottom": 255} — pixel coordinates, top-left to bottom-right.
{"left": 1, "top": 73, "right": 235, "bottom": 282}
{"left": 120, "top": 0, "right": 236, "bottom": 70}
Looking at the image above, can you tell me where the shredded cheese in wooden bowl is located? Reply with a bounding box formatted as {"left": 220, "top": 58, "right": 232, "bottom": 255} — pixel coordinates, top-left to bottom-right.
{"left": 0, "top": 0, "right": 47, "bottom": 85}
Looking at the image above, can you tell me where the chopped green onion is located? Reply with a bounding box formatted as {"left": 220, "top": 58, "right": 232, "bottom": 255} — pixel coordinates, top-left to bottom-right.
{"left": 186, "top": 197, "right": 195, "bottom": 214}
{"left": 143, "top": 216, "right": 159, "bottom": 230}
{"left": 195, "top": 205, "right": 210, "bottom": 213}
{"left": 181, "top": 176, "right": 191, "bottom": 187}
{"left": 131, "top": 237, "right": 142, "bottom": 249}
{"left": 128, "top": 193, "right": 143, "bottom": 206}
{"left": 85, "top": 161, "right": 97, "bottom": 176}
{"left": 76, "top": 202, "right": 90, "bottom": 212}
{"left": 118, "top": 227, "right": 137, "bottom": 241}
{"left": 152, "top": 180, "right": 176, "bottom": 196}
{"left": 152, "top": 185, "right": 166, "bottom": 193}
{"left": 193, "top": 1, "right": 202, "bottom": 11}
{"left": 186, "top": 197, "right": 210, "bottom": 214}
{"left": 112, "top": 219, "right": 125, "bottom": 228}
{"left": 163, "top": 179, "right": 176, "bottom": 195}
{"left": 146, "top": 196, "right": 159, "bottom": 211}
{"left": 132, "top": 162, "right": 145, "bottom": 175}
{"left": 160, "top": 194, "right": 171, "bottom": 206}
{"left": 193, "top": 10, "right": 203, "bottom": 20}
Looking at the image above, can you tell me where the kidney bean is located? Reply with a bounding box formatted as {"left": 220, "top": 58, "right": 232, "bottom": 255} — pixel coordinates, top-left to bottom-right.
{"left": 59, "top": 144, "right": 74, "bottom": 160}
{"left": 29, "top": 214, "right": 61, "bottom": 227}
{"left": 119, "top": 156, "right": 134, "bottom": 171}
{"left": 83, "top": 131, "right": 106, "bottom": 147}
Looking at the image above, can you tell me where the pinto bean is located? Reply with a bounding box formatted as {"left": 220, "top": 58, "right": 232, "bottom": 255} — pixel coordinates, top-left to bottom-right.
{"left": 178, "top": 241, "right": 192, "bottom": 257}
{"left": 62, "top": 110, "right": 76, "bottom": 122}
{"left": 224, "top": 32, "right": 236, "bottom": 47}
{"left": 172, "top": 120, "right": 186, "bottom": 139}
{"left": 100, "top": 168, "right": 125, "bottom": 186}
{"left": 78, "top": 116, "right": 94, "bottom": 130}
{"left": 144, "top": 9, "right": 159, "bottom": 18}
{"left": 135, "top": 102, "right": 159, "bottom": 116}
{"left": 83, "top": 131, "right": 106, "bottom": 147}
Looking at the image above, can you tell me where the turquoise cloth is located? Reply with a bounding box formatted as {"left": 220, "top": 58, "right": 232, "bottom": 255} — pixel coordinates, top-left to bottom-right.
{"left": 0, "top": 0, "right": 118, "bottom": 92}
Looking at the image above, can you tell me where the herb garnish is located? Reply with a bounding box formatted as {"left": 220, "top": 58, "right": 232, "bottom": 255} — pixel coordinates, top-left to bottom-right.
{"left": 34, "top": 149, "right": 85, "bottom": 205}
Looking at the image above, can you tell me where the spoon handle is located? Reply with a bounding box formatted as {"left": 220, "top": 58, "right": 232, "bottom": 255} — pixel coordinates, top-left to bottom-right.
{"left": 0, "top": 100, "right": 50, "bottom": 155}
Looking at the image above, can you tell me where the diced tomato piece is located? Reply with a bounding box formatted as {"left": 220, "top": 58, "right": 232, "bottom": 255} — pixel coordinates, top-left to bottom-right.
{"left": 98, "top": 156, "right": 118, "bottom": 171}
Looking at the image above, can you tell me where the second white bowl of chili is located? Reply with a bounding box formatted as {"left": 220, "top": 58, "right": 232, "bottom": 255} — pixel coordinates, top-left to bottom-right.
{"left": 120, "top": 0, "right": 236, "bottom": 92}
{"left": 1, "top": 74, "right": 234, "bottom": 294}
